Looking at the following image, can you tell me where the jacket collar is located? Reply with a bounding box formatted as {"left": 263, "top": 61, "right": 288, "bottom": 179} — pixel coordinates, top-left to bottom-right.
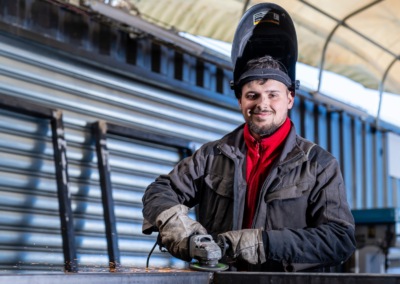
{"left": 218, "top": 124, "right": 247, "bottom": 160}
{"left": 218, "top": 120, "right": 305, "bottom": 165}
{"left": 277, "top": 121, "right": 304, "bottom": 166}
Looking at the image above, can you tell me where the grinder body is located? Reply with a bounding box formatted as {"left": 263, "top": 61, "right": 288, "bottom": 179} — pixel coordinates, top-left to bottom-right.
{"left": 188, "top": 234, "right": 229, "bottom": 271}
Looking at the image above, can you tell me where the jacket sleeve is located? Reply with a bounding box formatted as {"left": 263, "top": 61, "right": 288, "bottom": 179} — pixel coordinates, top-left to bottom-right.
{"left": 142, "top": 146, "right": 206, "bottom": 228}
{"left": 265, "top": 158, "right": 356, "bottom": 271}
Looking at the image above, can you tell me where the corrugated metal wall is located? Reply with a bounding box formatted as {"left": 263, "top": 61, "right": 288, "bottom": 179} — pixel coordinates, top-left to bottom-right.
{"left": 289, "top": 97, "right": 400, "bottom": 211}
{"left": 0, "top": 0, "right": 399, "bottom": 274}
{"left": 0, "top": 31, "right": 242, "bottom": 272}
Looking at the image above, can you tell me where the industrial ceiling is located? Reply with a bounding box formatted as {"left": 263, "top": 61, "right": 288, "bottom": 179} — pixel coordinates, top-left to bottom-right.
{"left": 126, "top": 0, "right": 400, "bottom": 96}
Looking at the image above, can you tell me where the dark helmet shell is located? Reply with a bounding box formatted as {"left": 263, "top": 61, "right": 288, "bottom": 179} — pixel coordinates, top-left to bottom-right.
{"left": 231, "top": 3, "right": 298, "bottom": 93}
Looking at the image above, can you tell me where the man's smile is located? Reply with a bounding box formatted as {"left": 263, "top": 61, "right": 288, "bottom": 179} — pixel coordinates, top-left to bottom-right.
{"left": 249, "top": 109, "right": 274, "bottom": 120}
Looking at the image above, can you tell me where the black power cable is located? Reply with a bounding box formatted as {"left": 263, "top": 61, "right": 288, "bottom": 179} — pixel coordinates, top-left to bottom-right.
{"left": 146, "top": 240, "right": 158, "bottom": 269}
{"left": 146, "top": 233, "right": 168, "bottom": 269}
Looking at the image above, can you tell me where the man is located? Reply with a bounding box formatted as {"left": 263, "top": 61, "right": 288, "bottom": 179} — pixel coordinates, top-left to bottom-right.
{"left": 142, "top": 3, "right": 355, "bottom": 272}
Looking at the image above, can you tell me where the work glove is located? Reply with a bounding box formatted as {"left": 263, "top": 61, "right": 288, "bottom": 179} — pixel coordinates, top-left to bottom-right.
{"left": 218, "top": 228, "right": 266, "bottom": 265}
{"left": 155, "top": 204, "right": 207, "bottom": 262}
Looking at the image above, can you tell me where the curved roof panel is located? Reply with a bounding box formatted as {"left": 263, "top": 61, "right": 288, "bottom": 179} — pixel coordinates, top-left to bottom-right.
{"left": 129, "top": 0, "right": 400, "bottom": 95}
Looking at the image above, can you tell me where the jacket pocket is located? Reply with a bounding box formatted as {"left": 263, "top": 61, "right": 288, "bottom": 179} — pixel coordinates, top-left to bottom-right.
{"left": 265, "top": 182, "right": 311, "bottom": 203}
{"left": 204, "top": 173, "right": 234, "bottom": 199}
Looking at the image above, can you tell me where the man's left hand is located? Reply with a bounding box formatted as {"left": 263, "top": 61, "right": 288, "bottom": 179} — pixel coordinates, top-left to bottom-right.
{"left": 218, "top": 228, "right": 266, "bottom": 265}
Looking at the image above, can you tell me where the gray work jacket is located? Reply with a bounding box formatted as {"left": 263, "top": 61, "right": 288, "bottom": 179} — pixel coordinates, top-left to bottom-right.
{"left": 142, "top": 122, "right": 356, "bottom": 272}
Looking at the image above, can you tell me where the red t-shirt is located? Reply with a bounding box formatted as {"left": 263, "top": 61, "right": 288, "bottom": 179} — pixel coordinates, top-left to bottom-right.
{"left": 242, "top": 117, "right": 291, "bottom": 229}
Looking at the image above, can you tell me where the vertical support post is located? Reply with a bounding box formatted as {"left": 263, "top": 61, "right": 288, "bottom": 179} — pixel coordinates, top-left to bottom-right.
{"left": 182, "top": 54, "right": 196, "bottom": 85}
{"left": 364, "top": 123, "right": 374, "bottom": 209}
{"left": 290, "top": 97, "right": 301, "bottom": 135}
{"left": 327, "top": 109, "right": 332, "bottom": 154}
{"left": 51, "top": 109, "right": 77, "bottom": 273}
{"left": 341, "top": 113, "right": 353, "bottom": 208}
{"left": 375, "top": 130, "right": 384, "bottom": 208}
{"left": 382, "top": 132, "right": 392, "bottom": 207}
{"left": 196, "top": 59, "right": 205, "bottom": 88}
{"left": 223, "top": 69, "right": 233, "bottom": 97}
{"left": 136, "top": 38, "right": 152, "bottom": 70}
{"left": 313, "top": 103, "right": 320, "bottom": 145}
{"left": 330, "top": 111, "right": 341, "bottom": 164}
{"left": 353, "top": 118, "right": 364, "bottom": 209}
{"left": 160, "top": 45, "right": 174, "bottom": 77}
{"left": 317, "top": 105, "right": 328, "bottom": 150}
{"left": 93, "top": 121, "right": 121, "bottom": 272}
{"left": 395, "top": 178, "right": 400, "bottom": 208}
{"left": 299, "top": 99, "right": 306, "bottom": 139}
{"left": 304, "top": 100, "right": 314, "bottom": 142}
{"left": 204, "top": 62, "right": 217, "bottom": 92}
{"left": 242, "top": 0, "right": 250, "bottom": 16}
{"left": 372, "top": 128, "right": 378, "bottom": 208}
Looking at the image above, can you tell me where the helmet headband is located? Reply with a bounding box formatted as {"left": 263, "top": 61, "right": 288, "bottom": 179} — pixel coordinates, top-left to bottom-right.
{"left": 237, "top": 68, "right": 292, "bottom": 88}
{"left": 230, "top": 68, "right": 294, "bottom": 93}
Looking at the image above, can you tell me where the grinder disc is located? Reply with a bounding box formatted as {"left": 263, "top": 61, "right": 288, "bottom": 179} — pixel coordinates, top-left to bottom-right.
{"left": 189, "top": 262, "right": 229, "bottom": 272}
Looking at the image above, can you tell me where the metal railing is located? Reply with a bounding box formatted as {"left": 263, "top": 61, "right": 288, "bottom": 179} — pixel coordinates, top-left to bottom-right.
{"left": 0, "top": 94, "right": 77, "bottom": 272}
{"left": 92, "top": 120, "right": 194, "bottom": 271}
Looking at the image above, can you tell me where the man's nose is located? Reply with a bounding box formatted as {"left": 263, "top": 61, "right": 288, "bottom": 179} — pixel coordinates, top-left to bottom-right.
{"left": 255, "top": 94, "right": 270, "bottom": 107}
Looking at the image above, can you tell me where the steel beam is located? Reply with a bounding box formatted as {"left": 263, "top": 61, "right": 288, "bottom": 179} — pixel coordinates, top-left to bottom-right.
{"left": 0, "top": 94, "right": 77, "bottom": 272}
{"left": 0, "top": 93, "right": 53, "bottom": 118}
{"left": 51, "top": 109, "right": 78, "bottom": 273}
{"left": 298, "top": 0, "right": 383, "bottom": 93}
{"left": 106, "top": 122, "right": 193, "bottom": 150}
{"left": 93, "top": 121, "right": 121, "bottom": 272}
{"left": 242, "top": 0, "right": 250, "bottom": 16}
{"left": 299, "top": 1, "right": 394, "bottom": 56}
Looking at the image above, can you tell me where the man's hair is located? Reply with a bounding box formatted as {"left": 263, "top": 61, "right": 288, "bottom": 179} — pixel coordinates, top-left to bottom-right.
{"left": 237, "top": 55, "right": 289, "bottom": 99}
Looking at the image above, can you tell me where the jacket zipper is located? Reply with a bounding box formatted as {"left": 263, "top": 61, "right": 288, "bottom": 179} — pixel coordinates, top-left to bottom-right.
{"left": 251, "top": 152, "right": 305, "bottom": 229}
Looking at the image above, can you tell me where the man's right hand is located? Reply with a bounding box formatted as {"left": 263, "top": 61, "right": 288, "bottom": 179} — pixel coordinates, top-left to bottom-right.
{"left": 155, "top": 204, "right": 207, "bottom": 262}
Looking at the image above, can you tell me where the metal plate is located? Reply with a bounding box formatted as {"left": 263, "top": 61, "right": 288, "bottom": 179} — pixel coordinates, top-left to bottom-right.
{"left": 213, "top": 272, "right": 400, "bottom": 284}
{"left": 0, "top": 272, "right": 211, "bottom": 284}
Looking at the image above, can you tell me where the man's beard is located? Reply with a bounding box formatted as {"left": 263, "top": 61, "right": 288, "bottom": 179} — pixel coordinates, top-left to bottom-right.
{"left": 248, "top": 111, "right": 287, "bottom": 137}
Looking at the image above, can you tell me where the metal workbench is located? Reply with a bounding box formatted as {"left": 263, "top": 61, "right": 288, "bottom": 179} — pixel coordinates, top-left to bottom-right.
{"left": 1, "top": 272, "right": 400, "bottom": 284}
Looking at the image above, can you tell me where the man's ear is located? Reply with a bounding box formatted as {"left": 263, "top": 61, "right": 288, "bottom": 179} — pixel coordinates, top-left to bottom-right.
{"left": 287, "top": 91, "right": 295, "bottom": 109}
{"left": 238, "top": 97, "right": 242, "bottom": 110}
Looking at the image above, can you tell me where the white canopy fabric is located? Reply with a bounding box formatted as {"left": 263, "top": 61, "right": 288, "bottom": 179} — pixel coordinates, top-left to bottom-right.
{"left": 128, "top": 0, "right": 400, "bottom": 96}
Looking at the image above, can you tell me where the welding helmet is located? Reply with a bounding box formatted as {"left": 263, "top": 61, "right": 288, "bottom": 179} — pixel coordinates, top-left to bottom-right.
{"left": 231, "top": 3, "right": 300, "bottom": 98}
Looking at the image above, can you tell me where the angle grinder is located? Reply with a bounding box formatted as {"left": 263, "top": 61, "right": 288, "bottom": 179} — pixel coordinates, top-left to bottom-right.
{"left": 188, "top": 234, "right": 230, "bottom": 272}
